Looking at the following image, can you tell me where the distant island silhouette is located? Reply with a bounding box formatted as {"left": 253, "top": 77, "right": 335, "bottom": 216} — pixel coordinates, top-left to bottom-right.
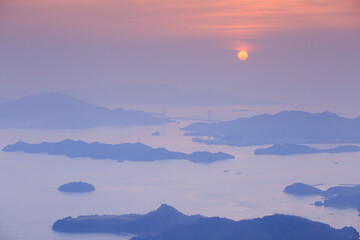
{"left": 284, "top": 183, "right": 324, "bottom": 196}
{"left": 58, "top": 181, "right": 95, "bottom": 193}
{"left": 151, "top": 131, "right": 161, "bottom": 136}
{"left": 2, "top": 139, "right": 234, "bottom": 163}
{"left": 284, "top": 183, "right": 360, "bottom": 212}
{"left": 52, "top": 204, "right": 358, "bottom": 240}
{"left": 0, "top": 92, "right": 170, "bottom": 129}
{"left": 182, "top": 111, "right": 360, "bottom": 146}
{"left": 255, "top": 144, "right": 360, "bottom": 156}
{"left": 53, "top": 204, "right": 202, "bottom": 235}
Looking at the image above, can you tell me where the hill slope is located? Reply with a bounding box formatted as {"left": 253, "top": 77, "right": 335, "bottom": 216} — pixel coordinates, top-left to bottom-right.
{"left": 0, "top": 93, "right": 170, "bottom": 129}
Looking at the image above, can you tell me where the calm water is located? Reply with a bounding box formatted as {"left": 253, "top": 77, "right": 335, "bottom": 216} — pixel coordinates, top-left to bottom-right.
{"left": 1, "top": 104, "right": 359, "bottom": 240}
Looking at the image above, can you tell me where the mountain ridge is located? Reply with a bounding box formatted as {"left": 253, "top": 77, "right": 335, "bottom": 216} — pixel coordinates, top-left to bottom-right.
{"left": 52, "top": 204, "right": 359, "bottom": 240}
{"left": 0, "top": 92, "right": 170, "bottom": 129}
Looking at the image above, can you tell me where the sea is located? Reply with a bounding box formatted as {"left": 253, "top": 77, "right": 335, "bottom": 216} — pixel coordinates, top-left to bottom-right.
{"left": 0, "top": 103, "right": 359, "bottom": 240}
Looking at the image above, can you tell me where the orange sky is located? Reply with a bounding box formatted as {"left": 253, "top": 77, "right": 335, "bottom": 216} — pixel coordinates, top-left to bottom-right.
{"left": 1, "top": 0, "right": 359, "bottom": 50}
{"left": 0, "top": 0, "right": 359, "bottom": 107}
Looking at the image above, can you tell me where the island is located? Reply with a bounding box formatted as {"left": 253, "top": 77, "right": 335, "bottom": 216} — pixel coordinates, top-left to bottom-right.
{"left": 2, "top": 139, "right": 234, "bottom": 163}
{"left": 181, "top": 111, "right": 360, "bottom": 147}
{"left": 58, "top": 181, "right": 95, "bottom": 193}
{"left": 284, "top": 183, "right": 360, "bottom": 211}
{"left": 52, "top": 204, "right": 358, "bottom": 240}
{"left": 0, "top": 92, "right": 170, "bottom": 129}
{"left": 255, "top": 144, "right": 360, "bottom": 156}
{"left": 284, "top": 182, "right": 324, "bottom": 196}
{"left": 151, "top": 131, "right": 161, "bottom": 136}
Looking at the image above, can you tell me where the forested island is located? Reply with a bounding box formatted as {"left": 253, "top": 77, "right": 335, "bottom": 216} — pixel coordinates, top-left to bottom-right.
{"left": 52, "top": 204, "right": 358, "bottom": 240}
{"left": 58, "top": 182, "right": 95, "bottom": 193}
{"left": 2, "top": 139, "right": 234, "bottom": 163}
{"left": 182, "top": 111, "right": 360, "bottom": 146}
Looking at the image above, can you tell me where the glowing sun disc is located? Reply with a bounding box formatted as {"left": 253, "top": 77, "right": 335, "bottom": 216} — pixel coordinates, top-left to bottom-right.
{"left": 237, "top": 51, "right": 248, "bottom": 61}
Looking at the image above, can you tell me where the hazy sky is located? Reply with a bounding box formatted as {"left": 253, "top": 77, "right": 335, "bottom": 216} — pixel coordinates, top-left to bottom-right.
{"left": 0, "top": 0, "right": 359, "bottom": 106}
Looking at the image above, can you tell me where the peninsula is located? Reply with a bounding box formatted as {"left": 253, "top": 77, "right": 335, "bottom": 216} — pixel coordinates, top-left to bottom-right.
{"left": 284, "top": 183, "right": 360, "bottom": 211}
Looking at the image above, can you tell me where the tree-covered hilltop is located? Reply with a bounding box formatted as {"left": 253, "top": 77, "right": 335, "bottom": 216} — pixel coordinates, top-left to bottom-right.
{"left": 52, "top": 204, "right": 203, "bottom": 235}
{"left": 133, "top": 214, "right": 358, "bottom": 240}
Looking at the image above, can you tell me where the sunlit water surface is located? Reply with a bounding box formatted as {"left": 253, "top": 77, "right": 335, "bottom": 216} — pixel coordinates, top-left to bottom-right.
{"left": 0, "top": 104, "right": 359, "bottom": 240}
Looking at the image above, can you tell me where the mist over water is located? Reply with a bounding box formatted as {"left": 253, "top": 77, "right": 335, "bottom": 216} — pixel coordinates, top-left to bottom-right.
{"left": 1, "top": 104, "right": 359, "bottom": 240}
{"left": 1, "top": 0, "right": 359, "bottom": 238}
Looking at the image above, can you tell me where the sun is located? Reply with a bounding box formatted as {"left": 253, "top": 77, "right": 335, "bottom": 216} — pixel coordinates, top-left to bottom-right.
{"left": 237, "top": 51, "right": 248, "bottom": 61}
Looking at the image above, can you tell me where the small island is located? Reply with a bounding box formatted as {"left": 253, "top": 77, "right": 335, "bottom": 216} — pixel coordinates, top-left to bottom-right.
{"left": 151, "top": 131, "right": 160, "bottom": 136}
{"left": 255, "top": 144, "right": 360, "bottom": 156}
{"left": 58, "top": 181, "right": 95, "bottom": 193}
{"left": 2, "top": 139, "right": 234, "bottom": 163}
{"left": 284, "top": 183, "right": 360, "bottom": 212}
{"left": 52, "top": 204, "right": 359, "bottom": 240}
